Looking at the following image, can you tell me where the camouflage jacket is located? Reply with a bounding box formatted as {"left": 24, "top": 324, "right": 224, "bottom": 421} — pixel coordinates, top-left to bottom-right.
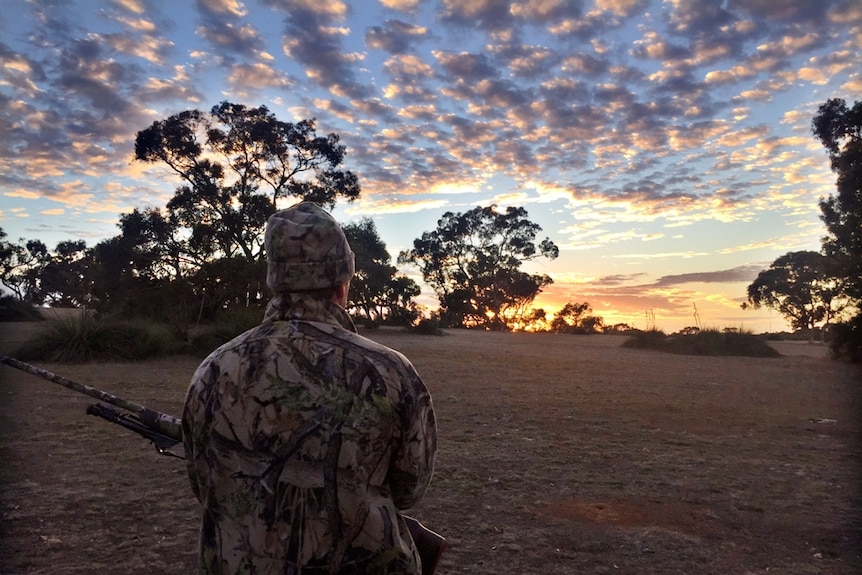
{"left": 182, "top": 294, "right": 437, "bottom": 574}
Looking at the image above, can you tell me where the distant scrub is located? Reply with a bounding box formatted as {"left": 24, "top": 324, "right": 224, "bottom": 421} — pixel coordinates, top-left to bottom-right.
{"left": 827, "top": 315, "right": 862, "bottom": 363}
{"left": 623, "top": 328, "right": 781, "bottom": 358}
{"left": 12, "top": 309, "right": 267, "bottom": 363}
{"left": 0, "top": 296, "right": 43, "bottom": 322}
{"left": 11, "top": 314, "right": 787, "bottom": 362}
{"left": 407, "top": 318, "right": 444, "bottom": 336}
{"left": 13, "top": 312, "right": 173, "bottom": 363}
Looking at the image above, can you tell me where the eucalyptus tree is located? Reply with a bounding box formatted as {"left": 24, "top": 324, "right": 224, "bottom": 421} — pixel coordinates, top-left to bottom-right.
{"left": 110, "top": 102, "right": 362, "bottom": 315}
{"left": 745, "top": 251, "right": 847, "bottom": 334}
{"left": 811, "top": 98, "right": 862, "bottom": 360}
{"left": 134, "top": 101, "right": 360, "bottom": 266}
{"left": 399, "top": 205, "right": 558, "bottom": 331}
{"left": 812, "top": 98, "right": 862, "bottom": 302}
{"left": 343, "top": 218, "right": 420, "bottom": 325}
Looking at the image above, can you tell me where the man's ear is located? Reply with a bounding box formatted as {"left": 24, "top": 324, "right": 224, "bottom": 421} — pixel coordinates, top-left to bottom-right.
{"left": 333, "top": 282, "right": 349, "bottom": 307}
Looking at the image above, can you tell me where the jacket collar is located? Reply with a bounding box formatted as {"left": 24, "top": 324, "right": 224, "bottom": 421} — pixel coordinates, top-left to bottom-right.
{"left": 263, "top": 292, "right": 357, "bottom": 333}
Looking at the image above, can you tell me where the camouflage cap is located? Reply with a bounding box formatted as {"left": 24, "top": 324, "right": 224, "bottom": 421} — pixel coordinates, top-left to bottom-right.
{"left": 265, "top": 202, "right": 355, "bottom": 293}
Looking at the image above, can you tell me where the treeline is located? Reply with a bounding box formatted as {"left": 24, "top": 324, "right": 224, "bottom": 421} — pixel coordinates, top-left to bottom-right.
{"left": 0, "top": 102, "right": 571, "bottom": 332}
{"left": 2, "top": 99, "right": 860, "bottom": 362}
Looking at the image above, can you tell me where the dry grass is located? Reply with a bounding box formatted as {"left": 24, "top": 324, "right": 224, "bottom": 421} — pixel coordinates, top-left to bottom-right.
{"left": 1, "top": 328, "right": 860, "bottom": 574}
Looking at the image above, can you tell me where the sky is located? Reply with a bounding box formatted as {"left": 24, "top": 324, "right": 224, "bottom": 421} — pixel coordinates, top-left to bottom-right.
{"left": 1, "top": 0, "right": 860, "bottom": 333}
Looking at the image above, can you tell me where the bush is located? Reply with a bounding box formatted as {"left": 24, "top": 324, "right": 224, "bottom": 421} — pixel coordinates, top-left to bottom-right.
{"left": 186, "top": 307, "right": 263, "bottom": 356}
{"left": 408, "top": 318, "right": 444, "bottom": 336}
{"left": 623, "top": 328, "right": 780, "bottom": 358}
{"left": 0, "top": 296, "right": 43, "bottom": 322}
{"left": 827, "top": 314, "right": 862, "bottom": 363}
{"left": 621, "top": 329, "right": 668, "bottom": 349}
{"left": 13, "top": 312, "right": 173, "bottom": 362}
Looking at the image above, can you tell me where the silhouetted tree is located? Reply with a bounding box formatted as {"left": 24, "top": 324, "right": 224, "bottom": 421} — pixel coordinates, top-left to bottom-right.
{"left": 744, "top": 251, "right": 847, "bottom": 334}
{"left": 134, "top": 101, "right": 360, "bottom": 266}
{"left": 812, "top": 98, "right": 862, "bottom": 298}
{"left": 812, "top": 98, "right": 862, "bottom": 360}
{"left": 604, "top": 323, "right": 635, "bottom": 334}
{"left": 0, "top": 229, "right": 50, "bottom": 303}
{"left": 399, "top": 205, "right": 558, "bottom": 331}
{"left": 550, "top": 301, "right": 605, "bottom": 334}
{"left": 343, "top": 218, "right": 420, "bottom": 326}
{"left": 39, "top": 240, "right": 91, "bottom": 307}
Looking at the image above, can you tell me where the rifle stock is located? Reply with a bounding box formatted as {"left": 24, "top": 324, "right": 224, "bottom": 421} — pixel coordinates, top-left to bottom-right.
{"left": 404, "top": 516, "right": 447, "bottom": 575}
{"left": 2, "top": 355, "right": 446, "bottom": 573}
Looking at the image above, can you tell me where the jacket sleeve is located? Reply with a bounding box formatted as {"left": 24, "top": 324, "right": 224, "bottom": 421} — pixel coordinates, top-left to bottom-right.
{"left": 388, "top": 366, "right": 437, "bottom": 510}
{"left": 181, "top": 359, "right": 219, "bottom": 504}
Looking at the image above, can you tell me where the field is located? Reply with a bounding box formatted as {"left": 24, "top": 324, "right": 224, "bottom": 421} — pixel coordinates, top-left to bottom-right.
{"left": 1, "top": 326, "right": 860, "bottom": 574}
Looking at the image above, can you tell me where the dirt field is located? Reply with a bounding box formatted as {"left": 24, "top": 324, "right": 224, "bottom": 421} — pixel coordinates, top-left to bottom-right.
{"left": 1, "top": 327, "right": 859, "bottom": 574}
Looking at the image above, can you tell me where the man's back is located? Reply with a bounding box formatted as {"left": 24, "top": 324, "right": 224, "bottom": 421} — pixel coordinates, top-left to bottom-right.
{"left": 183, "top": 295, "right": 437, "bottom": 574}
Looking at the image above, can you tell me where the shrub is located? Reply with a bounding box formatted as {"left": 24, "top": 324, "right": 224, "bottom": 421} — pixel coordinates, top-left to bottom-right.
{"left": 621, "top": 329, "right": 667, "bottom": 349}
{"left": 187, "top": 308, "right": 263, "bottom": 356}
{"left": 408, "top": 318, "right": 444, "bottom": 336}
{"left": 623, "top": 328, "right": 780, "bottom": 357}
{"left": 827, "top": 314, "right": 862, "bottom": 363}
{"left": 0, "top": 296, "right": 43, "bottom": 322}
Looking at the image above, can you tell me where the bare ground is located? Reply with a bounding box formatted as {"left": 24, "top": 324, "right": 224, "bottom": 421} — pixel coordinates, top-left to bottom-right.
{"left": 1, "top": 326, "right": 860, "bottom": 574}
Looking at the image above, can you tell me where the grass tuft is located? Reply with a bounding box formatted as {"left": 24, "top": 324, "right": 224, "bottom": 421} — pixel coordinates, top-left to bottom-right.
{"left": 13, "top": 312, "right": 172, "bottom": 362}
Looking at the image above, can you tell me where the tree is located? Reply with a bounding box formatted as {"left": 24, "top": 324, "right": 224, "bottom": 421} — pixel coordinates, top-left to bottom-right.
{"left": 399, "top": 205, "right": 559, "bottom": 331}
{"left": 0, "top": 229, "right": 51, "bottom": 303}
{"left": 604, "top": 323, "right": 635, "bottom": 334}
{"left": 380, "top": 275, "right": 422, "bottom": 326}
{"left": 812, "top": 98, "right": 862, "bottom": 361}
{"left": 550, "top": 301, "right": 605, "bottom": 334}
{"left": 39, "top": 240, "right": 91, "bottom": 307}
{"left": 92, "top": 101, "right": 363, "bottom": 318}
{"left": 744, "top": 251, "right": 846, "bottom": 334}
{"left": 343, "top": 218, "right": 420, "bottom": 326}
{"left": 134, "top": 102, "right": 360, "bottom": 266}
{"left": 0, "top": 231, "right": 92, "bottom": 307}
{"left": 812, "top": 98, "right": 862, "bottom": 302}
{"left": 86, "top": 208, "right": 187, "bottom": 316}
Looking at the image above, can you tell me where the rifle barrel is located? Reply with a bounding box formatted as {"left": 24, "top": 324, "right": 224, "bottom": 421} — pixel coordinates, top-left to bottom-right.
{"left": 0, "top": 355, "right": 182, "bottom": 441}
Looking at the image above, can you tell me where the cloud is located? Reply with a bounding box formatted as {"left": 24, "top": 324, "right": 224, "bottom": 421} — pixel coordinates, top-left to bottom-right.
{"left": 196, "top": 22, "right": 265, "bottom": 58}
{"left": 730, "top": 0, "right": 835, "bottom": 23}
{"left": 595, "top": 0, "right": 650, "bottom": 18}
{"left": 439, "top": 0, "right": 515, "bottom": 30}
{"left": 344, "top": 196, "right": 449, "bottom": 216}
{"left": 198, "top": 0, "right": 248, "bottom": 17}
{"left": 226, "top": 62, "right": 293, "bottom": 97}
{"left": 365, "top": 20, "right": 429, "bottom": 54}
{"left": 96, "top": 33, "right": 174, "bottom": 65}
{"left": 272, "top": 0, "right": 371, "bottom": 99}
{"left": 652, "top": 265, "right": 763, "bottom": 287}
{"left": 379, "top": 0, "right": 422, "bottom": 11}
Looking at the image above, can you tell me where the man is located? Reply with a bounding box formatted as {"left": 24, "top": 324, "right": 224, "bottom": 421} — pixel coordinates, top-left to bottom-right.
{"left": 182, "top": 202, "right": 437, "bottom": 574}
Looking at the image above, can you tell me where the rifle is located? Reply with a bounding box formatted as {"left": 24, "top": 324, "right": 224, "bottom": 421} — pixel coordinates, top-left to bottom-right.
{"left": 1, "top": 355, "right": 446, "bottom": 575}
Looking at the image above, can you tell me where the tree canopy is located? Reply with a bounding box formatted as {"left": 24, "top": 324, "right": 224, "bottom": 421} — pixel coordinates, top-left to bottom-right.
{"left": 399, "top": 205, "right": 558, "bottom": 331}
{"left": 811, "top": 98, "right": 862, "bottom": 360}
{"left": 134, "top": 101, "right": 360, "bottom": 265}
{"left": 342, "top": 218, "right": 421, "bottom": 326}
{"left": 745, "top": 250, "right": 846, "bottom": 333}
{"left": 812, "top": 98, "right": 862, "bottom": 301}
{"left": 550, "top": 301, "right": 605, "bottom": 334}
